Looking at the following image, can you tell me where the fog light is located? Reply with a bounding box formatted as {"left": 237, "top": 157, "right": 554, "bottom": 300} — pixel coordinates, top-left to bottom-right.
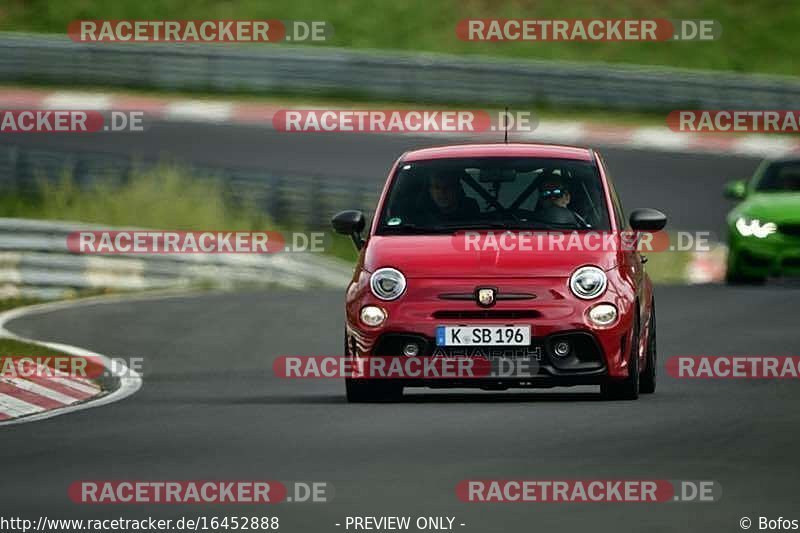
{"left": 589, "top": 304, "right": 618, "bottom": 326}
{"left": 553, "top": 341, "right": 571, "bottom": 358}
{"left": 403, "top": 343, "right": 420, "bottom": 357}
{"left": 360, "top": 305, "right": 386, "bottom": 327}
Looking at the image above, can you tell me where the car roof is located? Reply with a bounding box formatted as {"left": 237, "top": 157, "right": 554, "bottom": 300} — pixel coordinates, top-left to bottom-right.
{"left": 401, "top": 143, "right": 594, "bottom": 162}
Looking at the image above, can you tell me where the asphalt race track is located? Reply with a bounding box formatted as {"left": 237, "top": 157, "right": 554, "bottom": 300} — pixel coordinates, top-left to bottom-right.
{"left": 2, "top": 285, "right": 799, "bottom": 532}
{"left": 2, "top": 123, "right": 796, "bottom": 532}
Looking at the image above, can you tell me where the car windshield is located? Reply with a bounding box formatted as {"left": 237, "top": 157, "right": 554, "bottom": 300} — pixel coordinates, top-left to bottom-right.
{"left": 376, "top": 156, "right": 611, "bottom": 234}
{"left": 755, "top": 161, "right": 800, "bottom": 192}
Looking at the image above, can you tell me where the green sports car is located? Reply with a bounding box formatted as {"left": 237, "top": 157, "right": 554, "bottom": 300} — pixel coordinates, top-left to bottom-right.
{"left": 725, "top": 157, "right": 800, "bottom": 284}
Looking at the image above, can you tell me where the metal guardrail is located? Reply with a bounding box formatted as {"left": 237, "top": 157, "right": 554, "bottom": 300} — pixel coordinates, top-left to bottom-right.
{"left": 1, "top": 32, "right": 800, "bottom": 110}
{"left": 0, "top": 144, "right": 381, "bottom": 228}
{"left": 0, "top": 218, "right": 353, "bottom": 299}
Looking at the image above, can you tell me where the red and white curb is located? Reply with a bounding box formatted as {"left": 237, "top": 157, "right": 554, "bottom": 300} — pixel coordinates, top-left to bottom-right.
{"left": 1, "top": 89, "right": 799, "bottom": 158}
{"left": 0, "top": 298, "right": 142, "bottom": 426}
{"left": 0, "top": 361, "right": 101, "bottom": 421}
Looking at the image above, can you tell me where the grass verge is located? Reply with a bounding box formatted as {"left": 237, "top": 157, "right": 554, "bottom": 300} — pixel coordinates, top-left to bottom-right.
{"left": 0, "top": 164, "right": 359, "bottom": 261}
{"left": 643, "top": 247, "right": 692, "bottom": 284}
{"left": 0, "top": 337, "right": 78, "bottom": 361}
{"left": 0, "top": 165, "right": 271, "bottom": 230}
{"left": 0, "top": 329, "right": 109, "bottom": 397}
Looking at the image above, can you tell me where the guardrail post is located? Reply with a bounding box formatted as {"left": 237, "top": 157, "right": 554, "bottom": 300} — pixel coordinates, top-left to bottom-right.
{"left": 14, "top": 149, "right": 30, "bottom": 193}
{"left": 269, "top": 175, "right": 287, "bottom": 224}
{"left": 309, "top": 175, "right": 326, "bottom": 229}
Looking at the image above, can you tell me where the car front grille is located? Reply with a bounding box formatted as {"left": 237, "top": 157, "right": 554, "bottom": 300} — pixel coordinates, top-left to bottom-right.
{"left": 432, "top": 310, "right": 541, "bottom": 320}
{"left": 781, "top": 257, "right": 800, "bottom": 268}
{"left": 779, "top": 223, "right": 800, "bottom": 237}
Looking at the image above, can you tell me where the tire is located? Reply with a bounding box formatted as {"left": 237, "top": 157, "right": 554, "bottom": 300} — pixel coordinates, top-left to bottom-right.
{"left": 726, "top": 248, "right": 765, "bottom": 285}
{"left": 639, "top": 302, "right": 657, "bottom": 394}
{"left": 343, "top": 330, "right": 403, "bottom": 403}
{"left": 601, "top": 312, "right": 640, "bottom": 400}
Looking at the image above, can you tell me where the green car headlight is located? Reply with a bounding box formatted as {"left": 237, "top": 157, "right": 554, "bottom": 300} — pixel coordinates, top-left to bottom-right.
{"left": 735, "top": 217, "right": 777, "bottom": 239}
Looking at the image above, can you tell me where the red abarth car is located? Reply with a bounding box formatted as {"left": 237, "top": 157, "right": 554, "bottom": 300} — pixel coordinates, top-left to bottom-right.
{"left": 332, "top": 143, "right": 666, "bottom": 402}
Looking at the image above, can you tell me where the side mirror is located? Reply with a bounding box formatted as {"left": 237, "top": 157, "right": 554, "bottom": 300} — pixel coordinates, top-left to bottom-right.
{"left": 629, "top": 208, "right": 667, "bottom": 232}
{"left": 331, "top": 210, "right": 366, "bottom": 250}
{"left": 724, "top": 180, "right": 747, "bottom": 200}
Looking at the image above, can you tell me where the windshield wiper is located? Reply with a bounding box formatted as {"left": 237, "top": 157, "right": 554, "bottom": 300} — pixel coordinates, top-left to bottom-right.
{"left": 441, "top": 221, "right": 597, "bottom": 232}
{"left": 439, "top": 222, "right": 513, "bottom": 230}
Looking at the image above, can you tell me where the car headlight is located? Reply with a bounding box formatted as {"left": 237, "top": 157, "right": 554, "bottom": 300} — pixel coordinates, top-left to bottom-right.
{"left": 735, "top": 217, "right": 777, "bottom": 238}
{"left": 360, "top": 305, "right": 387, "bottom": 326}
{"left": 588, "top": 304, "right": 618, "bottom": 326}
{"left": 570, "top": 266, "right": 607, "bottom": 300}
{"left": 370, "top": 267, "right": 406, "bottom": 301}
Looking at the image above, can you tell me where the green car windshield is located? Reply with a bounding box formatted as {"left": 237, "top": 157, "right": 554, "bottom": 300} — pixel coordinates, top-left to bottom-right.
{"left": 755, "top": 161, "right": 800, "bottom": 192}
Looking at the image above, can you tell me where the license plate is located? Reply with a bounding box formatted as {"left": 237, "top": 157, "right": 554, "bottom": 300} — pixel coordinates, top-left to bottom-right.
{"left": 436, "top": 325, "right": 531, "bottom": 347}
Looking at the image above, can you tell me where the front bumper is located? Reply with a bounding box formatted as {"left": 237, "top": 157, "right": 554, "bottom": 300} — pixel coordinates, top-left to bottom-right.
{"left": 729, "top": 231, "right": 800, "bottom": 278}
{"left": 348, "top": 329, "right": 609, "bottom": 389}
{"left": 345, "top": 272, "right": 639, "bottom": 388}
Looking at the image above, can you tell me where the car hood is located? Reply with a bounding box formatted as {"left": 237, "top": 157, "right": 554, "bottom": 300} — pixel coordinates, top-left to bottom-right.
{"left": 734, "top": 192, "right": 800, "bottom": 223}
{"left": 363, "top": 235, "right": 619, "bottom": 278}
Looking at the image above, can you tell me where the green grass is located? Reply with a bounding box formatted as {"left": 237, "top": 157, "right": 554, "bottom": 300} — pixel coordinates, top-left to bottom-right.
{"left": 0, "top": 289, "right": 128, "bottom": 313}
{"left": 0, "top": 0, "right": 797, "bottom": 75}
{"left": 643, "top": 248, "right": 692, "bottom": 284}
{"left": 0, "top": 297, "right": 43, "bottom": 313}
{"left": 0, "top": 337, "right": 71, "bottom": 358}
{"left": 0, "top": 165, "right": 271, "bottom": 230}
{"left": 0, "top": 165, "right": 359, "bottom": 262}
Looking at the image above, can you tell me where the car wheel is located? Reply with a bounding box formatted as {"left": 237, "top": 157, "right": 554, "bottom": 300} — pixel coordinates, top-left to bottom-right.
{"left": 725, "top": 248, "right": 765, "bottom": 285}
{"left": 343, "top": 330, "right": 403, "bottom": 403}
{"left": 601, "top": 313, "right": 640, "bottom": 400}
{"left": 639, "top": 302, "right": 656, "bottom": 394}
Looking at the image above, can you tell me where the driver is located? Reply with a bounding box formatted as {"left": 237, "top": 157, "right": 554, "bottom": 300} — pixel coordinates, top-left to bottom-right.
{"left": 426, "top": 172, "right": 480, "bottom": 221}
{"left": 538, "top": 178, "right": 590, "bottom": 227}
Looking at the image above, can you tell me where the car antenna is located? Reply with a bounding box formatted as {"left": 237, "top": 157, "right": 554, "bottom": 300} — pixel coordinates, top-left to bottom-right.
{"left": 503, "top": 106, "right": 509, "bottom": 144}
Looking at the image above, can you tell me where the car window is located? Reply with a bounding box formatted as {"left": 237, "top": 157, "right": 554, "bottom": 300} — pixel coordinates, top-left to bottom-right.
{"left": 376, "top": 157, "right": 611, "bottom": 234}
{"left": 607, "top": 176, "right": 627, "bottom": 230}
{"left": 597, "top": 154, "right": 626, "bottom": 229}
{"left": 755, "top": 161, "right": 800, "bottom": 192}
